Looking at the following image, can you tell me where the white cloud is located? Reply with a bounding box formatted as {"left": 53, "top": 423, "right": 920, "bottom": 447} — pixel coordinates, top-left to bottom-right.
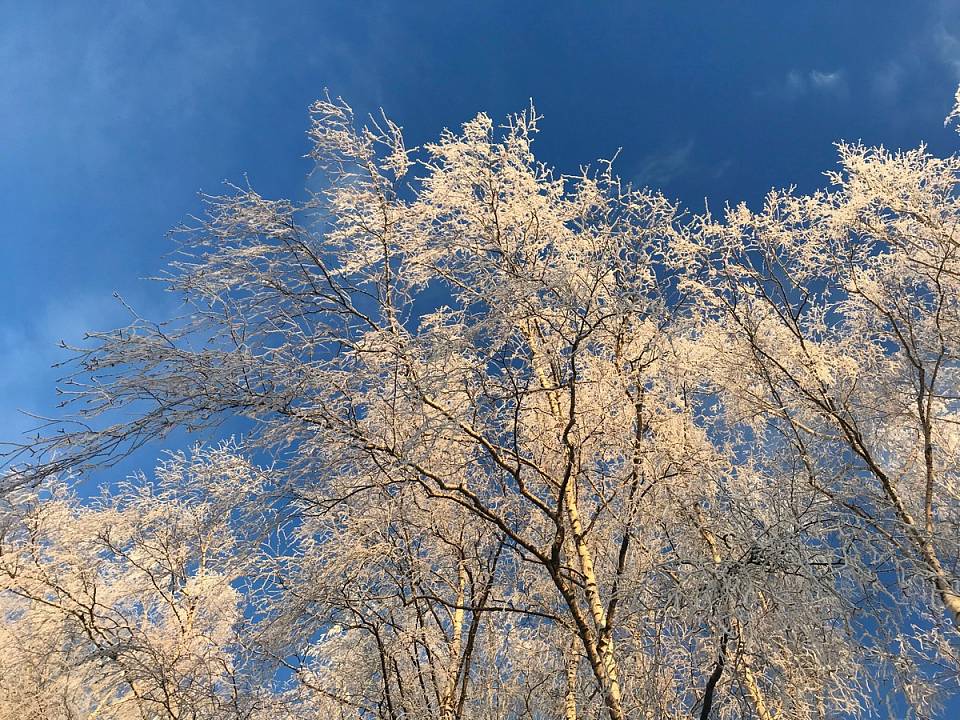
{"left": 809, "top": 70, "right": 845, "bottom": 91}
{"left": 772, "top": 69, "right": 847, "bottom": 101}
{"left": 633, "top": 139, "right": 695, "bottom": 187}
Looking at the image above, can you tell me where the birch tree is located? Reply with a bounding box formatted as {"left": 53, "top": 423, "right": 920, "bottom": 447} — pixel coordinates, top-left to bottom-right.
{"left": 676, "top": 138, "right": 960, "bottom": 713}
{"left": 680, "top": 145, "right": 960, "bottom": 604}
{"left": 0, "top": 444, "right": 276, "bottom": 720}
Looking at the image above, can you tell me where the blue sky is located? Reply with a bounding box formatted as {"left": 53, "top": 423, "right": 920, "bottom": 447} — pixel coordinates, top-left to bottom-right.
{"left": 4, "top": 0, "right": 960, "bottom": 450}
{"left": 4, "top": 1, "right": 960, "bottom": 446}
{"left": 3, "top": 1, "right": 960, "bottom": 713}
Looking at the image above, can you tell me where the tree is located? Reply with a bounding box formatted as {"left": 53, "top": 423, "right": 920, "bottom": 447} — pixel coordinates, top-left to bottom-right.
{"left": 3, "top": 89, "right": 960, "bottom": 718}
{"left": 0, "top": 444, "right": 276, "bottom": 719}
{"left": 677, "top": 138, "right": 960, "bottom": 706}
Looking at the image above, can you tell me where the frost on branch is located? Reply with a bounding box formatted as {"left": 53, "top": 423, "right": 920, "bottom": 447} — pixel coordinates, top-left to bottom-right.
{"left": 946, "top": 83, "right": 960, "bottom": 133}
{"left": 0, "top": 443, "right": 278, "bottom": 720}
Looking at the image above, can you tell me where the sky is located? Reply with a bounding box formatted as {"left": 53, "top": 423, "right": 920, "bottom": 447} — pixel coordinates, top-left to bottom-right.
{"left": 2, "top": 0, "right": 960, "bottom": 713}
{"left": 4, "top": 0, "right": 960, "bottom": 447}
{"left": 3, "top": 1, "right": 960, "bottom": 446}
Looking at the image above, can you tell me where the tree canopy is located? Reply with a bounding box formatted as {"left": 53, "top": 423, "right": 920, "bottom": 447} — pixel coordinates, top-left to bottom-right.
{"left": 3, "top": 89, "right": 960, "bottom": 720}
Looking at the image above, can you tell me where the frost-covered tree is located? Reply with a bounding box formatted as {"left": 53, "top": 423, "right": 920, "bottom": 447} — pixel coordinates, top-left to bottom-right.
{"left": 676, "top": 138, "right": 960, "bottom": 710}
{"left": 0, "top": 444, "right": 278, "bottom": 719}
{"left": 3, "top": 87, "right": 960, "bottom": 718}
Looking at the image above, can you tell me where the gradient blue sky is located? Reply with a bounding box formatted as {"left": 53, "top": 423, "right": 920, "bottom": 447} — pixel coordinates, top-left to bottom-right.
{"left": 4, "top": 0, "right": 960, "bottom": 448}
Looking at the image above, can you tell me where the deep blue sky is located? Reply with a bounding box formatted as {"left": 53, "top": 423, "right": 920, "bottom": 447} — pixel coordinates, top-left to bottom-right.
{"left": 5, "top": 1, "right": 960, "bottom": 443}
{"left": 4, "top": 1, "right": 960, "bottom": 447}
{"left": 3, "top": 1, "right": 960, "bottom": 713}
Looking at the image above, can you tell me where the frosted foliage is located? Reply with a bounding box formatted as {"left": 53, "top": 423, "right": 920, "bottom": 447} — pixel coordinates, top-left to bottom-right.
{"left": 3, "top": 87, "right": 960, "bottom": 719}
{"left": 0, "top": 444, "right": 278, "bottom": 720}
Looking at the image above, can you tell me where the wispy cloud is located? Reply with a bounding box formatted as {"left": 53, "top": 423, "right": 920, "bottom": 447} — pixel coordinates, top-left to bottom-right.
{"left": 768, "top": 68, "right": 848, "bottom": 101}
{"left": 0, "top": 4, "right": 266, "bottom": 171}
{"left": 870, "top": 61, "right": 905, "bottom": 103}
{"left": 631, "top": 139, "right": 732, "bottom": 193}
{"left": 935, "top": 24, "right": 960, "bottom": 79}
{"left": 809, "top": 70, "right": 845, "bottom": 91}
{"left": 634, "top": 139, "right": 696, "bottom": 187}
{"left": 0, "top": 293, "right": 134, "bottom": 441}
{"left": 864, "top": 1, "right": 960, "bottom": 109}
